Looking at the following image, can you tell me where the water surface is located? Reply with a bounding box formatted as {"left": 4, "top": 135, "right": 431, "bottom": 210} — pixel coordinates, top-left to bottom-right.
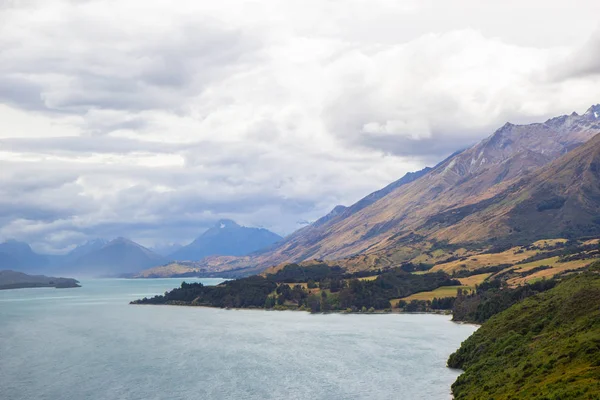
{"left": 0, "top": 279, "right": 477, "bottom": 400}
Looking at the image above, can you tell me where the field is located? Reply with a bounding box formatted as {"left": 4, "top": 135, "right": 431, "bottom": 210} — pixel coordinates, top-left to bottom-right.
{"left": 399, "top": 285, "right": 472, "bottom": 302}
{"left": 506, "top": 258, "right": 593, "bottom": 286}
{"left": 458, "top": 273, "right": 491, "bottom": 287}
{"left": 358, "top": 275, "right": 379, "bottom": 281}
{"left": 265, "top": 238, "right": 599, "bottom": 310}
{"left": 430, "top": 246, "right": 536, "bottom": 274}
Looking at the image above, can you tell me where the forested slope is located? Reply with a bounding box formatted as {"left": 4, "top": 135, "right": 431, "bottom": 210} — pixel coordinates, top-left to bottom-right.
{"left": 448, "top": 272, "right": 600, "bottom": 399}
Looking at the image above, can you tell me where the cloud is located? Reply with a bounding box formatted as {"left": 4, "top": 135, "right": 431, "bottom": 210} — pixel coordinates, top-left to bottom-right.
{"left": 1, "top": 0, "right": 600, "bottom": 253}
{"left": 546, "top": 29, "right": 600, "bottom": 81}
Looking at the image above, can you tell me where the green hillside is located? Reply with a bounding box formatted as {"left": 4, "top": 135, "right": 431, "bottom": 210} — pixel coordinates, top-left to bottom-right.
{"left": 448, "top": 272, "right": 600, "bottom": 399}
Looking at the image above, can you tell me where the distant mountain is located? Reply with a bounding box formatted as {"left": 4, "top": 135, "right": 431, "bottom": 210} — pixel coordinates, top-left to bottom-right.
{"left": 0, "top": 270, "right": 80, "bottom": 290}
{"left": 60, "top": 238, "right": 167, "bottom": 277}
{"left": 0, "top": 252, "right": 22, "bottom": 271}
{"left": 44, "top": 239, "right": 109, "bottom": 272}
{"left": 65, "top": 239, "right": 109, "bottom": 261}
{"left": 0, "top": 240, "right": 48, "bottom": 272}
{"left": 169, "top": 219, "right": 282, "bottom": 261}
{"left": 151, "top": 243, "right": 183, "bottom": 257}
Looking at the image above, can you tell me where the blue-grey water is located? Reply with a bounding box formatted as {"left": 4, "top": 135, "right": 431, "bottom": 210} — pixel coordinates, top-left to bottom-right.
{"left": 0, "top": 279, "right": 477, "bottom": 400}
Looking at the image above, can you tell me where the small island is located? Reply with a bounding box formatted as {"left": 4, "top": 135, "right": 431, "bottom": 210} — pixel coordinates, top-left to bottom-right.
{"left": 0, "top": 270, "right": 81, "bottom": 290}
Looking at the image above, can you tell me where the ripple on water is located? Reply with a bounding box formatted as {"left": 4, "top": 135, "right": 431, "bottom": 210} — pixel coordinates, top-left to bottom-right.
{"left": 0, "top": 279, "right": 477, "bottom": 400}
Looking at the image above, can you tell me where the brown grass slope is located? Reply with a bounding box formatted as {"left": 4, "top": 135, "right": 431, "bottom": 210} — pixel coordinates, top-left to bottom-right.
{"left": 246, "top": 106, "right": 600, "bottom": 267}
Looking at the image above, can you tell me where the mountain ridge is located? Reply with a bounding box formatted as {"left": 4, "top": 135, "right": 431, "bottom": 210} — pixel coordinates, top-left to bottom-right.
{"left": 137, "top": 104, "right": 600, "bottom": 277}
{"left": 54, "top": 237, "right": 167, "bottom": 277}
{"left": 0, "top": 240, "right": 48, "bottom": 272}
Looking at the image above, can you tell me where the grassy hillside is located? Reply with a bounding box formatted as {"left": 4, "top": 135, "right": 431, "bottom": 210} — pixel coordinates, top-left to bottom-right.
{"left": 448, "top": 272, "right": 600, "bottom": 399}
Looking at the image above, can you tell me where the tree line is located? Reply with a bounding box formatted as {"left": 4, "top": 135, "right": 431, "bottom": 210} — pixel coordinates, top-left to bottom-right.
{"left": 132, "top": 263, "right": 460, "bottom": 312}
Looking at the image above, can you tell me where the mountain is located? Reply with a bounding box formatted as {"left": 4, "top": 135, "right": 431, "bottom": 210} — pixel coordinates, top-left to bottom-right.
{"left": 0, "top": 240, "right": 48, "bottom": 272}
{"left": 59, "top": 238, "right": 167, "bottom": 277}
{"left": 138, "top": 104, "right": 600, "bottom": 277}
{"left": 64, "top": 239, "right": 109, "bottom": 261}
{"left": 427, "top": 128, "right": 600, "bottom": 244}
{"left": 169, "top": 219, "right": 282, "bottom": 261}
{"left": 253, "top": 105, "right": 600, "bottom": 262}
{"left": 0, "top": 270, "right": 80, "bottom": 290}
{"left": 306, "top": 164, "right": 436, "bottom": 230}
{"left": 151, "top": 243, "right": 183, "bottom": 257}
{"left": 252, "top": 158, "right": 452, "bottom": 264}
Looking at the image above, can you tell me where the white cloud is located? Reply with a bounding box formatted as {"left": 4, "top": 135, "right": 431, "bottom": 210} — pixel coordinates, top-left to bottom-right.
{"left": 1, "top": 0, "right": 600, "bottom": 252}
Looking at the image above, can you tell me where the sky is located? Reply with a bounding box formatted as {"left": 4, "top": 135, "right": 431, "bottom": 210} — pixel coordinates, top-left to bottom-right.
{"left": 1, "top": 0, "right": 600, "bottom": 254}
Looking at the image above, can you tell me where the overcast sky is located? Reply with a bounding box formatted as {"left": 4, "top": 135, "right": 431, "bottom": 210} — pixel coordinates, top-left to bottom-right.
{"left": 1, "top": 0, "right": 600, "bottom": 253}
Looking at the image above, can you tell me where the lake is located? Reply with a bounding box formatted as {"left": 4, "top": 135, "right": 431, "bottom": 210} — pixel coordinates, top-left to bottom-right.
{"left": 0, "top": 279, "right": 477, "bottom": 400}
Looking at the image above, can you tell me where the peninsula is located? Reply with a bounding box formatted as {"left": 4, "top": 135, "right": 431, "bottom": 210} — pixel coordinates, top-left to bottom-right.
{"left": 0, "top": 270, "right": 80, "bottom": 290}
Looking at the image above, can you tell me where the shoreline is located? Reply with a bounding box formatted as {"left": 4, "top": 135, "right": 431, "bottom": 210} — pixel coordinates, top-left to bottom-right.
{"left": 130, "top": 301, "right": 480, "bottom": 326}
{"left": 0, "top": 284, "right": 81, "bottom": 291}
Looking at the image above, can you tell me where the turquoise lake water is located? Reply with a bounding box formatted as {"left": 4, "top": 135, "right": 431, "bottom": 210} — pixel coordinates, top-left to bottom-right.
{"left": 0, "top": 278, "right": 477, "bottom": 400}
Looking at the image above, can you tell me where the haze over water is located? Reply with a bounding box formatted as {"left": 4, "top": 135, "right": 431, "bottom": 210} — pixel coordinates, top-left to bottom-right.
{"left": 0, "top": 279, "right": 477, "bottom": 400}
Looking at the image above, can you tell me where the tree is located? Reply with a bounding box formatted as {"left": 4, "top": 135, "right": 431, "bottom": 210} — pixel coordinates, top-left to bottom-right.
{"left": 330, "top": 279, "right": 342, "bottom": 293}
{"left": 291, "top": 285, "right": 307, "bottom": 304}
{"left": 307, "top": 294, "right": 321, "bottom": 313}
{"left": 321, "top": 291, "right": 329, "bottom": 311}
{"left": 277, "top": 294, "right": 286, "bottom": 305}
{"left": 264, "top": 295, "right": 276, "bottom": 309}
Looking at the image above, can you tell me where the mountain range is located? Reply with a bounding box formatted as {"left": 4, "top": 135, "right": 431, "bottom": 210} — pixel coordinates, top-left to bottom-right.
{"left": 265, "top": 104, "right": 600, "bottom": 261}
{"left": 4, "top": 104, "right": 600, "bottom": 278}
{"left": 139, "top": 104, "right": 600, "bottom": 277}
{"left": 60, "top": 238, "right": 168, "bottom": 277}
{"left": 0, "top": 240, "right": 49, "bottom": 271}
{"left": 0, "top": 221, "right": 282, "bottom": 277}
